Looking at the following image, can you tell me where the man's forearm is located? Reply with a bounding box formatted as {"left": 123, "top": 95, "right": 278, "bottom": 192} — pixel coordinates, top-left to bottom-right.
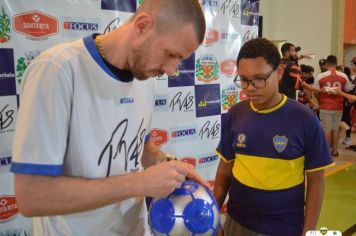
{"left": 14, "top": 172, "right": 146, "bottom": 217}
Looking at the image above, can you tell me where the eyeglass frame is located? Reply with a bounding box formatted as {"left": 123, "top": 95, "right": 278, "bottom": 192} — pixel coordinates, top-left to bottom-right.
{"left": 234, "top": 69, "right": 275, "bottom": 89}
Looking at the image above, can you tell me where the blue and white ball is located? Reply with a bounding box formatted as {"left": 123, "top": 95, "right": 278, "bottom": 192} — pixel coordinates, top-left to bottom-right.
{"left": 148, "top": 180, "right": 220, "bottom": 236}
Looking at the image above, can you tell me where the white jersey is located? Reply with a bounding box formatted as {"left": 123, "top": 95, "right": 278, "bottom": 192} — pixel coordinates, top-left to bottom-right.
{"left": 11, "top": 35, "right": 155, "bottom": 236}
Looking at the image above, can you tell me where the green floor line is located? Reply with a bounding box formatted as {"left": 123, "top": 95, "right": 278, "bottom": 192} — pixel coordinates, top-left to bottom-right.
{"left": 317, "top": 165, "right": 356, "bottom": 233}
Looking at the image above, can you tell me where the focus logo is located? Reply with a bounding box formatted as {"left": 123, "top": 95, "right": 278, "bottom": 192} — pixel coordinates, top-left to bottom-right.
{"left": 13, "top": 11, "right": 58, "bottom": 40}
{"left": 198, "top": 154, "right": 218, "bottom": 164}
{"left": 203, "top": 29, "right": 218, "bottom": 46}
{"left": 0, "top": 196, "right": 19, "bottom": 223}
{"left": 64, "top": 21, "right": 98, "bottom": 31}
{"left": 150, "top": 128, "right": 169, "bottom": 147}
{"left": 170, "top": 126, "right": 197, "bottom": 143}
{"left": 172, "top": 129, "right": 196, "bottom": 137}
{"left": 220, "top": 59, "right": 237, "bottom": 77}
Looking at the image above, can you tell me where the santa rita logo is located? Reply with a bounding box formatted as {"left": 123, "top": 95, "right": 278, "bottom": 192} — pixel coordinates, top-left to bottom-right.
{"left": 221, "top": 85, "right": 238, "bottom": 110}
{"left": 0, "top": 7, "right": 11, "bottom": 43}
{"left": 195, "top": 54, "right": 219, "bottom": 83}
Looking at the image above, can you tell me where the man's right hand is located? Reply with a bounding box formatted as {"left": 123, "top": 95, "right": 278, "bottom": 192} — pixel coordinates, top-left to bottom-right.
{"left": 139, "top": 160, "right": 207, "bottom": 198}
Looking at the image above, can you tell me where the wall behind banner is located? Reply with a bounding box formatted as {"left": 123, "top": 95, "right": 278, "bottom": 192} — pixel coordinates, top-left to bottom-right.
{"left": 0, "top": 0, "right": 258, "bottom": 234}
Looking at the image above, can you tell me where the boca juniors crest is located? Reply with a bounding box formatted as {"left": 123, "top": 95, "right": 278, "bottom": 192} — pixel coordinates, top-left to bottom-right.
{"left": 273, "top": 135, "right": 288, "bottom": 153}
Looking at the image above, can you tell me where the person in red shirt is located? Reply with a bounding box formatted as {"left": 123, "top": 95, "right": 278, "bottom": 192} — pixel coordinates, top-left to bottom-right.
{"left": 313, "top": 55, "right": 353, "bottom": 156}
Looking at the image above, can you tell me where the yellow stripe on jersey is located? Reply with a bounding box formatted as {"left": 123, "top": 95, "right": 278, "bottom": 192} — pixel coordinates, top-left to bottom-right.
{"left": 250, "top": 95, "right": 288, "bottom": 114}
{"left": 305, "top": 162, "right": 335, "bottom": 172}
{"left": 232, "top": 153, "right": 305, "bottom": 190}
{"left": 215, "top": 150, "right": 234, "bottom": 163}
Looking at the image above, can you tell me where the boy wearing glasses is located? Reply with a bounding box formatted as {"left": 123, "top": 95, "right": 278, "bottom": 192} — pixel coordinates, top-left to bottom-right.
{"left": 214, "top": 38, "right": 334, "bottom": 236}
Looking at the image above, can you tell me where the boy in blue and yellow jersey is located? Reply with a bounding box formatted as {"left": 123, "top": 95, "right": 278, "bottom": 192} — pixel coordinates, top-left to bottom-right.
{"left": 214, "top": 38, "right": 334, "bottom": 236}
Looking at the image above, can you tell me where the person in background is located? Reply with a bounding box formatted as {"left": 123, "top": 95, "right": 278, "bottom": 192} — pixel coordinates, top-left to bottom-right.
{"left": 319, "top": 58, "right": 327, "bottom": 73}
{"left": 214, "top": 38, "right": 334, "bottom": 236}
{"left": 313, "top": 55, "right": 354, "bottom": 157}
{"left": 10, "top": 0, "right": 206, "bottom": 235}
{"left": 341, "top": 66, "right": 356, "bottom": 146}
{"left": 278, "top": 42, "right": 303, "bottom": 100}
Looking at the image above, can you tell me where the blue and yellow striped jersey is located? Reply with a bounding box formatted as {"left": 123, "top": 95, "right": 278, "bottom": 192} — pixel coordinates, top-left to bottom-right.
{"left": 217, "top": 95, "right": 334, "bottom": 236}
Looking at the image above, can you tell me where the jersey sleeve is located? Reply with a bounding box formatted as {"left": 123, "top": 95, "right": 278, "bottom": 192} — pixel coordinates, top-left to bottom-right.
{"left": 10, "top": 57, "right": 73, "bottom": 176}
{"left": 216, "top": 111, "right": 235, "bottom": 162}
{"left": 304, "top": 115, "right": 334, "bottom": 172}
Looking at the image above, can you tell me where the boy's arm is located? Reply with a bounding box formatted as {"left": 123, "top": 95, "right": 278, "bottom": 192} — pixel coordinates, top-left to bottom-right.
{"left": 213, "top": 159, "right": 233, "bottom": 208}
{"left": 301, "top": 170, "right": 325, "bottom": 236}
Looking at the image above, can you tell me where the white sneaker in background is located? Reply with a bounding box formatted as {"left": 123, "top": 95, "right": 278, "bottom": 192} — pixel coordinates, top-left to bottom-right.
{"left": 343, "top": 137, "right": 351, "bottom": 146}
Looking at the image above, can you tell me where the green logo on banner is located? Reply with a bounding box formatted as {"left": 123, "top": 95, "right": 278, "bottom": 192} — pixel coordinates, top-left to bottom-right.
{"left": 0, "top": 7, "right": 11, "bottom": 43}
{"left": 16, "top": 57, "right": 27, "bottom": 83}
{"left": 221, "top": 86, "right": 238, "bottom": 110}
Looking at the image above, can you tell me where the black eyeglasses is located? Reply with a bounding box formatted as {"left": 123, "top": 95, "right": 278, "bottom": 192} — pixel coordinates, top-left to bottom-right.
{"left": 234, "top": 69, "right": 274, "bottom": 89}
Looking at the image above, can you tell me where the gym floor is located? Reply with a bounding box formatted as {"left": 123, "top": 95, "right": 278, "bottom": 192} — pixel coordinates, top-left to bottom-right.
{"left": 317, "top": 131, "right": 356, "bottom": 235}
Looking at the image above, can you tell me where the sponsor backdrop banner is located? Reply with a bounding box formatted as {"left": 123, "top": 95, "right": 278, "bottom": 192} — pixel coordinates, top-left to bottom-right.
{"left": 0, "top": 0, "right": 258, "bottom": 234}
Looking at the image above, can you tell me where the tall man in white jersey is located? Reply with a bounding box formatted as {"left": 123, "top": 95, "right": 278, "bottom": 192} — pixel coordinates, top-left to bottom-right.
{"left": 10, "top": 0, "right": 206, "bottom": 235}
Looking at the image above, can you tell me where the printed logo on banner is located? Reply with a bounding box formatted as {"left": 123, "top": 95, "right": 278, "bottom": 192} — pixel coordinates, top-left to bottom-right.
{"left": 0, "top": 156, "right": 11, "bottom": 167}
{"left": 154, "top": 95, "right": 168, "bottom": 112}
{"left": 0, "top": 7, "right": 11, "bottom": 43}
{"left": 169, "top": 90, "right": 195, "bottom": 113}
{"left": 168, "top": 53, "right": 195, "bottom": 87}
{"left": 61, "top": 16, "right": 100, "bottom": 37}
{"left": 202, "top": 29, "right": 219, "bottom": 46}
{"left": 199, "top": 0, "right": 218, "bottom": 8}
{"left": 220, "top": 30, "right": 240, "bottom": 44}
{"left": 239, "top": 89, "right": 248, "bottom": 101}
{"left": 104, "top": 18, "right": 121, "bottom": 33}
{"left": 0, "top": 96, "right": 17, "bottom": 162}
{"left": 195, "top": 54, "right": 219, "bottom": 83}
{"left": 220, "top": 0, "right": 240, "bottom": 18}
{"left": 170, "top": 125, "right": 197, "bottom": 143}
{"left": 181, "top": 157, "right": 196, "bottom": 168}
{"left": 195, "top": 84, "right": 221, "bottom": 117}
{"left": 242, "top": 27, "right": 258, "bottom": 44}
{"left": 150, "top": 128, "right": 169, "bottom": 147}
{"left": 241, "top": 0, "right": 259, "bottom": 26}
{"left": 0, "top": 196, "right": 19, "bottom": 223}
{"left": 220, "top": 59, "right": 237, "bottom": 77}
{"left": 0, "top": 48, "right": 16, "bottom": 96}
{"left": 221, "top": 84, "right": 238, "bottom": 111}
{"left": 0, "top": 229, "right": 30, "bottom": 236}
{"left": 16, "top": 50, "right": 41, "bottom": 85}
{"left": 13, "top": 11, "right": 58, "bottom": 40}
{"left": 197, "top": 153, "right": 219, "bottom": 168}
{"left": 101, "top": 0, "right": 136, "bottom": 12}
{"left": 120, "top": 97, "right": 134, "bottom": 104}
{"left": 198, "top": 119, "right": 220, "bottom": 140}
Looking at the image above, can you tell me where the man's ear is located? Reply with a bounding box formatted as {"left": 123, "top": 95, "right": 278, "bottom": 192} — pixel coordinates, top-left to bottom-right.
{"left": 133, "top": 13, "right": 154, "bottom": 35}
{"left": 276, "top": 63, "right": 284, "bottom": 81}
